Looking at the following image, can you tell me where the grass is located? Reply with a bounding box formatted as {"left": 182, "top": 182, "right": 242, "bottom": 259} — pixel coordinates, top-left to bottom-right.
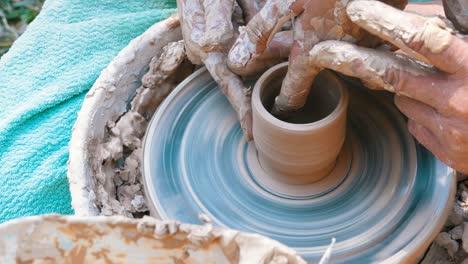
{"left": 0, "top": 0, "right": 44, "bottom": 56}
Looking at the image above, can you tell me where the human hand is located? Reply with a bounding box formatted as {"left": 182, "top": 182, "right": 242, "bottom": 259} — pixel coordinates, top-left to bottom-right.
{"left": 227, "top": 0, "right": 407, "bottom": 117}
{"left": 177, "top": 0, "right": 291, "bottom": 140}
{"left": 308, "top": 0, "right": 468, "bottom": 173}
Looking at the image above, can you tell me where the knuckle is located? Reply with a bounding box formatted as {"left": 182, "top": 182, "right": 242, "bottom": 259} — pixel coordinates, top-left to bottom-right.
{"left": 407, "top": 35, "right": 426, "bottom": 55}
{"left": 445, "top": 127, "right": 468, "bottom": 152}
{"left": 454, "top": 103, "right": 468, "bottom": 119}
{"left": 384, "top": 68, "right": 405, "bottom": 93}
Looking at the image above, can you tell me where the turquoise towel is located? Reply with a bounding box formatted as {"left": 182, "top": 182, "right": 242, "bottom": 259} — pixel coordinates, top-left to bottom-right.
{"left": 0, "top": 0, "right": 433, "bottom": 223}
{"left": 0, "top": 0, "right": 176, "bottom": 223}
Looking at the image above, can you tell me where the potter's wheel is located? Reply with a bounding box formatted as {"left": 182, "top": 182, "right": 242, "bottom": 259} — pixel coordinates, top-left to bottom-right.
{"left": 143, "top": 68, "right": 456, "bottom": 263}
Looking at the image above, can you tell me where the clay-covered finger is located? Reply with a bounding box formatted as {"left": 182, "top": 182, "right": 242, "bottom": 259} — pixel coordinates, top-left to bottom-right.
{"left": 395, "top": 96, "right": 446, "bottom": 136}
{"left": 228, "top": 31, "right": 292, "bottom": 76}
{"left": 309, "top": 40, "right": 450, "bottom": 110}
{"left": 228, "top": 0, "right": 304, "bottom": 73}
{"left": 203, "top": 52, "right": 253, "bottom": 140}
{"left": 200, "top": 0, "right": 235, "bottom": 52}
{"left": 271, "top": 40, "right": 320, "bottom": 116}
{"left": 177, "top": 0, "right": 205, "bottom": 64}
{"left": 346, "top": 0, "right": 466, "bottom": 74}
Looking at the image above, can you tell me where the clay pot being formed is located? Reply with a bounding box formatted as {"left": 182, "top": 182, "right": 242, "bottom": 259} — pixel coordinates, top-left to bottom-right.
{"left": 252, "top": 62, "right": 349, "bottom": 184}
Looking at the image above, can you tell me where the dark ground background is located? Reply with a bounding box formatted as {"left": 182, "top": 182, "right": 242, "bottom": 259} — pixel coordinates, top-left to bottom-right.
{"left": 0, "top": 0, "right": 44, "bottom": 56}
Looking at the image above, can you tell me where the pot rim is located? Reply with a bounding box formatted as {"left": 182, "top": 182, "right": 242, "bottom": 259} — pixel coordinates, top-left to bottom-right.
{"left": 252, "top": 62, "right": 349, "bottom": 132}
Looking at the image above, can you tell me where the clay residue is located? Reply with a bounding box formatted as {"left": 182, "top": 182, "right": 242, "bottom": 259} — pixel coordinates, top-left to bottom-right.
{"left": 0, "top": 214, "right": 306, "bottom": 263}
{"left": 93, "top": 41, "right": 194, "bottom": 217}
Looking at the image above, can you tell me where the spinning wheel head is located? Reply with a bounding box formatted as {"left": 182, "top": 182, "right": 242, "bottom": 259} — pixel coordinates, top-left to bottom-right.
{"left": 143, "top": 65, "right": 455, "bottom": 263}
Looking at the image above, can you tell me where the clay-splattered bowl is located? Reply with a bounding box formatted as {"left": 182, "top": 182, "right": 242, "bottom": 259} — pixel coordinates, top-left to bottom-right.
{"left": 67, "top": 16, "right": 184, "bottom": 216}
{"left": 0, "top": 214, "right": 305, "bottom": 263}
{"left": 252, "top": 62, "right": 349, "bottom": 184}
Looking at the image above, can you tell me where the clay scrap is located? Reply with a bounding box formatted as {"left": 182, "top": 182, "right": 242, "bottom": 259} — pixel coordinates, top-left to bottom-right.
{"left": 67, "top": 15, "right": 184, "bottom": 216}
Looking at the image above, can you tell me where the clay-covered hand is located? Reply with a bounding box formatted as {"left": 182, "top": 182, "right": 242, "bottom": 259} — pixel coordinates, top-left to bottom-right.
{"left": 227, "top": 0, "right": 407, "bottom": 117}
{"left": 177, "top": 0, "right": 268, "bottom": 140}
{"left": 309, "top": 0, "right": 468, "bottom": 173}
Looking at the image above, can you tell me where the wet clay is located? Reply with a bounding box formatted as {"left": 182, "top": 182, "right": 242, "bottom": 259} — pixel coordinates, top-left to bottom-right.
{"left": 87, "top": 40, "right": 194, "bottom": 217}
{"left": 67, "top": 16, "right": 185, "bottom": 217}
{"left": 252, "top": 62, "right": 348, "bottom": 184}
